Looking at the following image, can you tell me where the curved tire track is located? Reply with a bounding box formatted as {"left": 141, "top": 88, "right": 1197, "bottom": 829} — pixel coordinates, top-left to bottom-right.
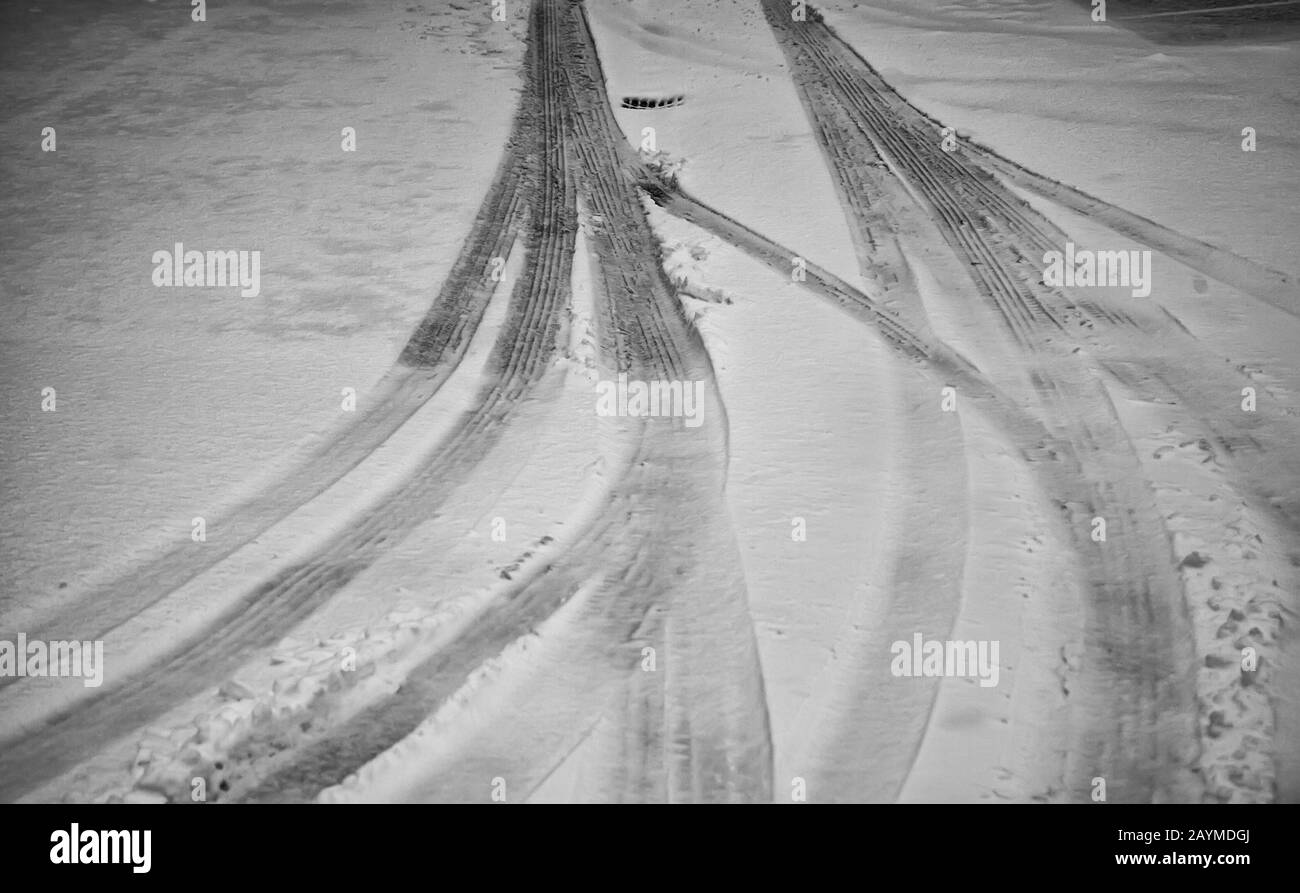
{"left": 232, "top": 0, "right": 772, "bottom": 804}
{"left": 0, "top": 2, "right": 578, "bottom": 802}
{"left": 758, "top": 0, "right": 1219, "bottom": 801}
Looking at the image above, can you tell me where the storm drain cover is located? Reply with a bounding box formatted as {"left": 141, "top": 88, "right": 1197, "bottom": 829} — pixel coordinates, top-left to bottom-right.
{"left": 620, "top": 94, "right": 686, "bottom": 110}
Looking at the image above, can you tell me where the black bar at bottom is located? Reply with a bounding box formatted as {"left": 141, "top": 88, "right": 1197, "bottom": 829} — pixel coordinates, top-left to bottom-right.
{"left": 0, "top": 804, "right": 1284, "bottom": 880}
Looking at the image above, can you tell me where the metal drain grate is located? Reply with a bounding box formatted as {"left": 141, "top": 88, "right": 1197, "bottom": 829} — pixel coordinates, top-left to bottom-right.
{"left": 620, "top": 94, "right": 686, "bottom": 110}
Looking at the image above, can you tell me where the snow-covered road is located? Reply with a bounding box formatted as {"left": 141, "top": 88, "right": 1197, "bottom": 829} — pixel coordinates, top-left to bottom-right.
{"left": 1, "top": 0, "right": 1297, "bottom": 804}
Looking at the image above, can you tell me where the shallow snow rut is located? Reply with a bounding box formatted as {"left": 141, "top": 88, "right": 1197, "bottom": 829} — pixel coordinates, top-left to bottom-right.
{"left": 227, "top": 0, "right": 770, "bottom": 804}
{"left": 759, "top": 0, "right": 1213, "bottom": 801}
{"left": 0, "top": 0, "right": 577, "bottom": 801}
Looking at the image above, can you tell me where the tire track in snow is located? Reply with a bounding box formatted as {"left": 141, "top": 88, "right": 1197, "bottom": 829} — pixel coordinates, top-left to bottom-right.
{"left": 0, "top": 119, "right": 531, "bottom": 665}
{"left": 785, "top": 3, "right": 1300, "bottom": 530}
{"left": 786, "top": 1, "right": 1300, "bottom": 797}
{"left": 759, "top": 0, "right": 1211, "bottom": 801}
{"left": 235, "top": 0, "right": 772, "bottom": 804}
{"left": 0, "top": 1, "right": 578, "bottom": 801}
{"left": 693, "top": 19, "right": 974, "bottom": 799}
{"left": 964, "top": 144, "right": 1299, "bottom": 318}
{"left": 653, "top": 170, "right": 1200, "bottom": 800}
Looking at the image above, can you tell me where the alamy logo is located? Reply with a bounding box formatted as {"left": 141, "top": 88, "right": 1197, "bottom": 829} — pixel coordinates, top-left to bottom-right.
{"left": 50, "top": 825, "right": 150, "bottom": 874}
{"left": 152, "top": 242, "right": 261, "bottom": 297}
{"left": 595, "top": 373, "right": 704, "bottom": 428}
{"left": 1042, "top": 241, "right": 1152, "bottom": 298}
{"left": 890, "top": 633, "right": 1000, "bottom": 688}
{"left": 0, "top": 634, "right": 104, "bottom": 687}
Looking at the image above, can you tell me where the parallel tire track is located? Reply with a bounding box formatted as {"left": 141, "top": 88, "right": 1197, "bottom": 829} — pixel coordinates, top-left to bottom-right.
{"left": 965, "top": 143, "right": 1300, "bottom": 320}
{"left": 778, "top": 4, "right": 1300, "bottom": 530}
{"left": 236, "top": 0, "right": 771, "bottom": 804}
{"left": 2, "top": 114, "right": 531, "bottom": 664}
{"left": 759, "top": 0, "right": 1204, "bottom": 801}
{"left": 0, "top": 2, "right": 579, "bottom": 802}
